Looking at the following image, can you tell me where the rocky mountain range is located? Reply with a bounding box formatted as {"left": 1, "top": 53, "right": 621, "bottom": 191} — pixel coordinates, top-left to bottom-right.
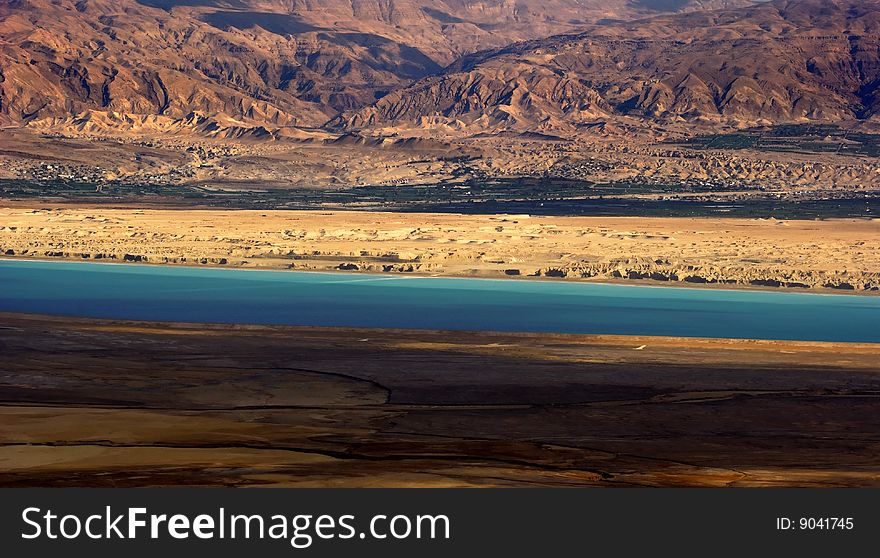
{"left": 0, "top": 0, "right": 752, "bottom": 134}
{"left": 5, "top": 0, "right": 879, "bottom": 138}
{"left": 340, "top": 0, "right": 880, "bottom": 135}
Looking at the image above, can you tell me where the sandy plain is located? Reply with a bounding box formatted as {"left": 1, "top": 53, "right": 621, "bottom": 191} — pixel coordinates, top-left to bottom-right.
{"left": 1, "top": 205, "right": 878, "bottom": 291}
{"left": 5, "top": 129, "right": 880, "bottom": 191}
{"left": 1, "top": 312, "right": 878, "bottom": 487}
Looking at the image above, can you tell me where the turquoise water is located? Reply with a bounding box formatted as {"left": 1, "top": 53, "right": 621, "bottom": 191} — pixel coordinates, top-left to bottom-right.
{"left": 0, "top": 259, "right": 878, "bottom": 342}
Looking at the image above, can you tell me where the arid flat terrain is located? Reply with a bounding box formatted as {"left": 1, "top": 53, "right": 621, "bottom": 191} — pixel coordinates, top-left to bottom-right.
{"left": 1, "top": 313, "right": 878, "bottom": 487}
{"left": 6, "top": 127, "right": 880, "bottom": 191}
{"left": 2, "top": 205, "right": 878, "bottom": 291}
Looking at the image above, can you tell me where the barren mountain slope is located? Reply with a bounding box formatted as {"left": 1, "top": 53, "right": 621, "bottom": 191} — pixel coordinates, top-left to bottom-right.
{"left": 0, "top": 0, "right": 332, "bottom": 129}
{"left": 151, "top": 0, "right": 756, "bottom": 65}
{"left": 0, "top": 0, "right": 753, "bottom": 133}
{"left": 340, "top": 0, "right": 880, "bottom": 135}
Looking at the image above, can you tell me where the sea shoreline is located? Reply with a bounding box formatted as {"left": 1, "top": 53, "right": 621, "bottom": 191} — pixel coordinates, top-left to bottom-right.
{"left": 3, "top": 259, "right": 879, "bottom": 343}
{"left": 2, "top": 310, "right": 880, "bottom": 349}
{"left": 1, "top": 255, "right": 878, "bottom": 298}
{"left": 2, "top": 206, "right": 878, "bottom": 295}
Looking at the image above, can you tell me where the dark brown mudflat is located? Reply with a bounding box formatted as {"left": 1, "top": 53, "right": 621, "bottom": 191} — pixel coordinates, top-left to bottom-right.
{"left": 1, "top": 312, "right": 878, "bottom": 487}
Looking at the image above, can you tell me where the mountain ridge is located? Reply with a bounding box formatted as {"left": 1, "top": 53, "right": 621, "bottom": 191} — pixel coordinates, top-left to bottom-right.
{"left": 0, "top": 0, "right": 757, "bottom": 134}
{"left": 338, "top": 0, "right": 880, "bottom": 136}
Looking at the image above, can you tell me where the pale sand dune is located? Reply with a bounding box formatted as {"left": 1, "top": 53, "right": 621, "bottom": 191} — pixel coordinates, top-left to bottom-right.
{"left": 1, "top": 206, "right": 878, "bottom": 291}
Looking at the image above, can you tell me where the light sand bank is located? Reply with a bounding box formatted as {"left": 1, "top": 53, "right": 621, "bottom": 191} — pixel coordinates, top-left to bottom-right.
{"left": 1, "top": 206, "right": 878, "bottom": 291}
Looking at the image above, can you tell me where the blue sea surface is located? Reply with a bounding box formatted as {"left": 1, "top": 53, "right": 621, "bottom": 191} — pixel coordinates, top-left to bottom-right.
{"left": 0, "top": 259, "right": 878, "bottom": 342}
